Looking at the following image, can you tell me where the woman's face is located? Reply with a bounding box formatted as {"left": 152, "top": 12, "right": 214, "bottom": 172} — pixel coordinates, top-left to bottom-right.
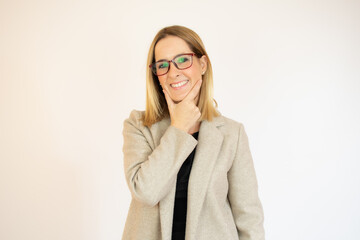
{"left": 154, "top": 36, "right": 207, "bottom": 103}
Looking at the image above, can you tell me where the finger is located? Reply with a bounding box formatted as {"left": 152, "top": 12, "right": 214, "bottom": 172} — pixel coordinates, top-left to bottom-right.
{"left": 183, "top": 79, "right": 202, "bottom": 102}
{"left": 163, "top": 89, "right": 175, "bottom": 110}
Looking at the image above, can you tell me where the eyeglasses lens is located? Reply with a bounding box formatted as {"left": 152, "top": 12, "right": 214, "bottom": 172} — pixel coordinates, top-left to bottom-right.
{"left": 174, "top": 55, "right": 192, "bottom": 69}
{"left": 153, "top": 61, "right": 169, "bottom": 76}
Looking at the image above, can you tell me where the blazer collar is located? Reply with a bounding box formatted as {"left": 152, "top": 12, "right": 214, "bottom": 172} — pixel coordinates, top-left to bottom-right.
{"left": 159, "top": 114, "right": 225, "bottom": 240}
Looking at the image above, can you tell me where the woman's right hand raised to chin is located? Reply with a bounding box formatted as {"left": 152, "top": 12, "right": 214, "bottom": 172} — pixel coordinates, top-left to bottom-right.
{"left": 163, "top": 79, "right": 202, "bottom": 134}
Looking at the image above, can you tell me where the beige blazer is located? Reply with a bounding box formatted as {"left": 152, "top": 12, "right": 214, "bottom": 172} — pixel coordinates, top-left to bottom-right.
{"left": 122, "top": 110, "right": 265, "bottom": 240}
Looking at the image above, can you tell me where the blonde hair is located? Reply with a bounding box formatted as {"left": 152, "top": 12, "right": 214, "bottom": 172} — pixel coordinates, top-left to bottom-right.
{"left": 142, "top": 25, "right": 219, "bottom": 126}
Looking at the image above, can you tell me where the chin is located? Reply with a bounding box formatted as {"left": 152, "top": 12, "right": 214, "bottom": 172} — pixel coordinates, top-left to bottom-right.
{"left": 172, "top": 98, "right": 184, "bottom": 104}
{"left": 170, "top": 93, "right": 187, "bottom": 103}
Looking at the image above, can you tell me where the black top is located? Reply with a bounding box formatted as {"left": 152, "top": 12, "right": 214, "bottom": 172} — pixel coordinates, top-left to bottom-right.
{"left": 171, "top": 132, "right": 199, "bottom": 240}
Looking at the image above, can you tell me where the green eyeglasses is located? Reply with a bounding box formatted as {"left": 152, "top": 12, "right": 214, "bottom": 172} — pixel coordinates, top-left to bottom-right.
{"left": 149, "top": 53, "right": 195, "bottom": 76}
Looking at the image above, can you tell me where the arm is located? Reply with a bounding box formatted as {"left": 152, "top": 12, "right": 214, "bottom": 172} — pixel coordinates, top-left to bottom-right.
{"left": 227, "top": 123, "right": 265, "bottom": 240}
{"left": 123, "top": 111, "right": 198, "bottom": 207}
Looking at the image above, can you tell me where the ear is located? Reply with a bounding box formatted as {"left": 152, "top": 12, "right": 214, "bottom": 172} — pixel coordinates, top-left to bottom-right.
{"left": 199, "top": 55, "right": 207, "bottom": 74}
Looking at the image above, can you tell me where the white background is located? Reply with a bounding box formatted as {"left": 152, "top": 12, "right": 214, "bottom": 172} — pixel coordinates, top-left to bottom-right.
{"left": 1, "top": 0, "right": 359, "bottom": 239}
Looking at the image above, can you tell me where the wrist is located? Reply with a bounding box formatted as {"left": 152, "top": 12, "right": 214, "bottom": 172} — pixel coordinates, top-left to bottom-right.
{"left": 170, "top": 123, "right": 189, "bottom": 133}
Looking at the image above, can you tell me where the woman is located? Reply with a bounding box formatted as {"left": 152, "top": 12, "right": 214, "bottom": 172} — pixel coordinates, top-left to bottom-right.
{"left": 122, "top": 25, "right": 265, "bottom": 240}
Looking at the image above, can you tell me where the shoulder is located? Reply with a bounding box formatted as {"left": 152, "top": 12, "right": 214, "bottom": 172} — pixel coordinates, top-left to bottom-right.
{"left": 212, "top": 113, "right": 249, "bottom": 145}
{"left": 128, "top": 109, "right": 145, "bottom": 122}
{"left": 123, "top": 109, "right": 146, "bottom": 130}
{"left": 214, "top": 114, "right": 252, "bottom": 157}
{"left": 215, "top": 113, "right": 245, "bottom": 132}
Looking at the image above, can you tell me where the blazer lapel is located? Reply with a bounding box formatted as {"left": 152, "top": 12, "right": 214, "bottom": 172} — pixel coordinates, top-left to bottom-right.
{"left": 155, "top": 117, "right": 175, "bottom": 240}
{"left": 186, "top": 116, "right": 224, "bottom": 239}
{"left": 157, "top": 115, "right": 224, "bottom": 240}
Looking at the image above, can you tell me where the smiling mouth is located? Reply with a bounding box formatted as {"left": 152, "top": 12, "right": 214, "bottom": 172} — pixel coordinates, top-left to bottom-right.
{"left": 170, "top": 80, "right": 189, "bottom": 88}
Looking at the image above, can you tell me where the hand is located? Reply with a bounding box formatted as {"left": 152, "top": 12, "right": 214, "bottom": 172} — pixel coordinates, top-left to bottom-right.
{"left": 163, "top": 79, "right": 202, "bottom": 134}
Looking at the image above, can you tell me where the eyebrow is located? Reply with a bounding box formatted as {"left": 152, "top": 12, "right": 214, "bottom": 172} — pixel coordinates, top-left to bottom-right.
{"left": 155, "top": 52, "right": 191, "bottom": 63}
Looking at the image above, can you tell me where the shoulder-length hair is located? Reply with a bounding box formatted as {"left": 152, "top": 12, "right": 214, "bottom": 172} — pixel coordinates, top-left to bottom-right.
{"left": 141, "top": 25, "right": 219, "bottom": 127}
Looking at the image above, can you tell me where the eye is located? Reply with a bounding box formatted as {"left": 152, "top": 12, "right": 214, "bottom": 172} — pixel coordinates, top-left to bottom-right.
{"left": 158, "top": 61, "right": 169, "bottom": 69}
{"left": 176, "top": 56, "right": 189, "bottom": 63}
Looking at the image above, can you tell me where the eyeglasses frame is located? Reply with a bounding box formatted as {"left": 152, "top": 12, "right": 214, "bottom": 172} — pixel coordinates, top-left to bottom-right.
{"left": 149, "top": 53, "right": 196, "bottom": 76}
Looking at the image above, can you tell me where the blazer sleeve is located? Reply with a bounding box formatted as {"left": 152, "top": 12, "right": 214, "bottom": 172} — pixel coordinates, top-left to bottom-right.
{"left": 227, "top": 123, "right": 265, "bottom": 240}
{"left": 122, "top": 110, "right": 198, "bottom": 207}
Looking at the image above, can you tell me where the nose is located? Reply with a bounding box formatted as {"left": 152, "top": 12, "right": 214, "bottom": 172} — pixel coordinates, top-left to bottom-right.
{"left": 167, "top": 61, "right": 181, "bottom": 78}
